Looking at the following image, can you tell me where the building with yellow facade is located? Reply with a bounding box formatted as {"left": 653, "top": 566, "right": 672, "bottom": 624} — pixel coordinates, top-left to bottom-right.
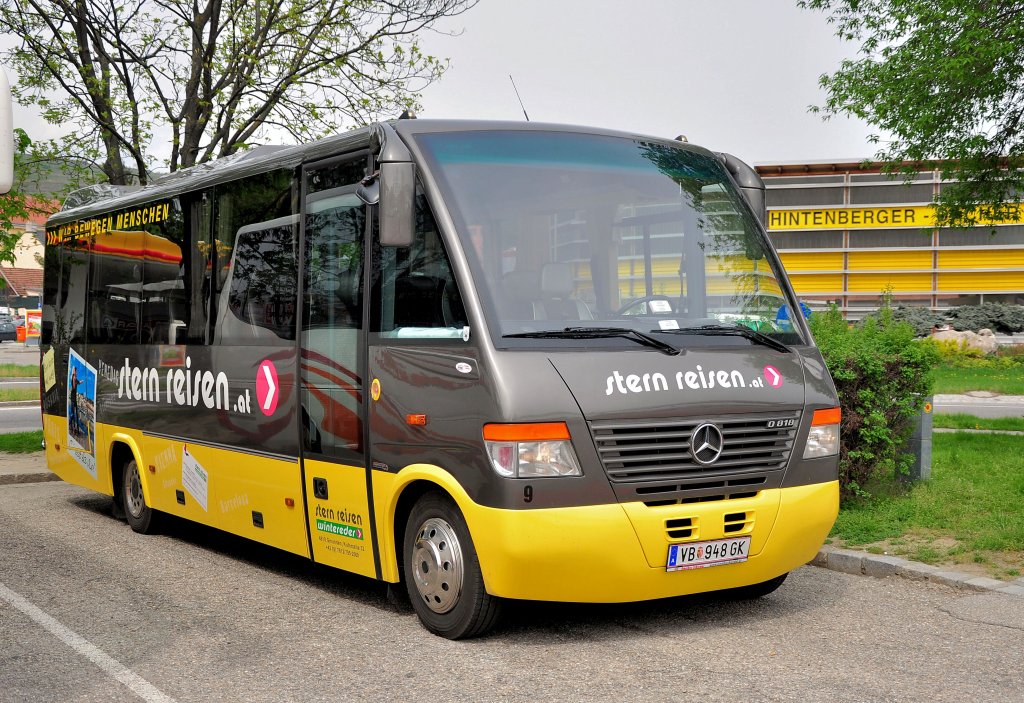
{"left": 757, "top": 161, "right": 1024, "bottom": 318}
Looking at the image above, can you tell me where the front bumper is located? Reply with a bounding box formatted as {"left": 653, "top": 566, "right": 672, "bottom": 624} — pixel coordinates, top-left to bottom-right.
{"left": 469, "top": 481, "right": 839, "bottom": 602}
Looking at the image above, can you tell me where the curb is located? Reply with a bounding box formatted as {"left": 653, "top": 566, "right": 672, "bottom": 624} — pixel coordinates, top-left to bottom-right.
{"left": 0, "top": 400, "right": 40, "bottom": 408}
{"left": 0, "top": 471, "right": 61, "bottom": 486}
{"left": 812, "top": 545, "right": 1024, "bottom": 597}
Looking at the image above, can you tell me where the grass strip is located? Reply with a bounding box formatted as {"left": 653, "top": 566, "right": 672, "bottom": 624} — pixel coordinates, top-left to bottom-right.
{"left": 0, "top": 363, "right": 38, "bottom": 378}
{"left": 933, "top": 413, "right": 1024, "bottom": 432}
{"left": 0, "top": 430, "right": 44, "bottom": 453}
{"left": 831, "top": 433, "right": 1024, "bottom": 579}
{"left": 0, "top": 387, "right": 39, "bottom": 402}
{"left": 931, "top": 364, "right": 1024, "bottom": 395}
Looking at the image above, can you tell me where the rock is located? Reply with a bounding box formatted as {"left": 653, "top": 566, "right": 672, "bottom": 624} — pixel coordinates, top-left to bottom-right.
{"left": 930, "top": 328, "right": 998, "bottom": 354}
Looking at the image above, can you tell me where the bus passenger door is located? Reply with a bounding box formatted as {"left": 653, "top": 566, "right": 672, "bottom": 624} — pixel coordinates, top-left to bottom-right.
{"left": 299, "top": 158, "right": 377, "bottom": 578}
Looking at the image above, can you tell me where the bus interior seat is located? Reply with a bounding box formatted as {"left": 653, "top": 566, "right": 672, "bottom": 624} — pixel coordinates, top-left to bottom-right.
{"left": 539, "top": 262, "right": 593, "bottom": 320}
{"left": 502, "top": 269, "right": 542, "bottom": 320}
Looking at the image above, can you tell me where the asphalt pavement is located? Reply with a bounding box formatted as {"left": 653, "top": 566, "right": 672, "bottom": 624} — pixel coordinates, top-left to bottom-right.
{"left": 1, "top": 478, "right": 1022, "bottom": 702}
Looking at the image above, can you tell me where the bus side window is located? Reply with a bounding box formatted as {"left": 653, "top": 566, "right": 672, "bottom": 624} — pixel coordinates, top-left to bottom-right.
{"left": 57, "top": 233, "right": 89, "bottom": 348}
{"left": 140, "top": 199, "right": 187, "bottom": 345}
{"left": 212, "top": 170, "right": 297, "bottom": 345}
{"left": 371, "top": 190, "right": 467, "bottom": 337}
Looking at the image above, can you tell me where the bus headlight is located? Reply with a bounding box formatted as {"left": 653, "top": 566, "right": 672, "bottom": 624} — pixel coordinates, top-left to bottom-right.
{"left": 804, "top": 407, "right": 841, "bottom": 459}
{"left": 483, "top": 423, "right": 583, "bottom": 478}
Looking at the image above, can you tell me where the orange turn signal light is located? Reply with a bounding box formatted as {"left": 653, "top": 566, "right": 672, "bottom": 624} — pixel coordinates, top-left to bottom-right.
{"left": 284, "top": 497, "right": 295, "bottom": 508}
{"left": 406, "top": 414, "right": 427, "bottom": 426}
{"left": 483, "top": 422, "right": 571, "bottom": 442}
{"left": 811, "top": 407, "right": 841, "bottom": 426}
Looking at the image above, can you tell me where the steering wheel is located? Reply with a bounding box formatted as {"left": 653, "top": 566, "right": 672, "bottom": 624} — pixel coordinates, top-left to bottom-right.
{"left": 616, "top": 295, "right": 675, "bottom": 316}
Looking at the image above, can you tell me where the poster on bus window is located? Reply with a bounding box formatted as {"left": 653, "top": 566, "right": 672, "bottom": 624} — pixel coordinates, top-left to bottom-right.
{"left": 66, "top": 349, "right": 97, "bottom": 478}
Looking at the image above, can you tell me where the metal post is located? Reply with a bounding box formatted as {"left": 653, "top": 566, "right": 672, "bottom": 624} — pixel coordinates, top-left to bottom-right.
{"left": 905, "top": 396, "right": 933, "bottom": 481}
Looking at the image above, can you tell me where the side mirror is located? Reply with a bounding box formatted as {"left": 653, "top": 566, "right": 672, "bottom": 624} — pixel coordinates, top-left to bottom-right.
{"left": 379, "top": 161, "right": 416, "bottom": 248}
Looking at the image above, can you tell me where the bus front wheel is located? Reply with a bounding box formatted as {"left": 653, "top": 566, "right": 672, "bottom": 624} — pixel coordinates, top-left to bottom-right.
{"left": 122, "top": 458, "right": 160, "bottom": 534}
{"left": 403, "top": 492, "right": 501, "bottom": 639}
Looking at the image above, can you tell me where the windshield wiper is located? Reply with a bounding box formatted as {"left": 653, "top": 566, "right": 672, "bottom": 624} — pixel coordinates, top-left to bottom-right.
{"left": 504, "top": 327, "right": 680, "bottom": 356}
{"left": 656, "top": 324, "right": 791, "bottom": 353}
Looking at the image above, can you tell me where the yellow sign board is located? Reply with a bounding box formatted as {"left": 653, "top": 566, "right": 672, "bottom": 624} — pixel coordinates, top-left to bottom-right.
{"left": 768, "top": 204, "right": 1024, "bottom": 231}
{"left": 768, "top": 206, "right": 936, "bottom": 231}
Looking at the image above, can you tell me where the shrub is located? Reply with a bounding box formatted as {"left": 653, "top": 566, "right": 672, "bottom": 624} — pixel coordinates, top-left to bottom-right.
{"left": 889, "top": 305, "right": 945, "bottom": 337}
{"left": 946, "top": 303, "right": 1024, "bottom": 334}
{"left": 924, "top": 338, "right": 987, "bottom": 364}
{"left": 810, "top": 305, "right": 939, "bottom": 499}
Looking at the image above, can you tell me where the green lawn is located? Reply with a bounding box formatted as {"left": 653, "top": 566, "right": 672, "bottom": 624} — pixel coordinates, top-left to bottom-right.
{"left": 0, "top": 430, "right": 44, "bottom": 453}
{"left": 0, "top": 363, "right": 37, "bottom": 378}
{"left": 831, "top": 433, "right": 1024, "bottom": 579}
{"left": 931, "top": 364, "right": 1024, "bottom": 395}
{"left": 0, "top": 387, "right": 39, "bottom": 402}
{"left": 933, "top": 413, "right": 1024, "bottom": 432}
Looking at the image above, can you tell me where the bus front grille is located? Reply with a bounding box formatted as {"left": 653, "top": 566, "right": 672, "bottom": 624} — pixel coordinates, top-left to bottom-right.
{"left": 589, "top": 412, "right": 800, "bottom": 504}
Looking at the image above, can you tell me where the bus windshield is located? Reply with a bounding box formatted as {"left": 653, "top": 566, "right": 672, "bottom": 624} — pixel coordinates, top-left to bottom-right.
{"left": 416, "top": 130, "right": 805, "bottom": 347}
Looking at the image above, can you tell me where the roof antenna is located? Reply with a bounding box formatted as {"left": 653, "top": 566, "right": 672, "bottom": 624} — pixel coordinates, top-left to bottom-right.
{"left": 509, "top": 75, "right": 530, "bottom": 122}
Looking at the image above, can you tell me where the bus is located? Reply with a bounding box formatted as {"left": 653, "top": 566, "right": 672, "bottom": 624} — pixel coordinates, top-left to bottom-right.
{"left": 41, "top": 119, "right": 841, "bottom": 639}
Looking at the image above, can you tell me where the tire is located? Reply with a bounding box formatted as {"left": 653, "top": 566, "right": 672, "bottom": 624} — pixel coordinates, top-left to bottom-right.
{"left": 122, "top": 458, "right": 160, "bottom": 534}
{"left": 724, "top": 573, "right": 788, "bottom": 600}
{"left": 403, "top": 492, "right": 502, "bottom": 639}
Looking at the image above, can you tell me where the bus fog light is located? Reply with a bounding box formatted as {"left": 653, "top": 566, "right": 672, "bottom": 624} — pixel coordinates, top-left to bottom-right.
{"left": 804, "top": 424, "right": 839, "bottom": 458}
{"left": 486, "top": 440, "right": 582, "bottom": 478}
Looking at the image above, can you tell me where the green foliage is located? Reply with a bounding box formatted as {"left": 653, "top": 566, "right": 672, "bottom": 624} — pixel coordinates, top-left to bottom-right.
{"left": 924, "top": 338, "right": 987, "bottom": 363}
{"left": 810, "top": 305, "right": 939, "bottom": 499}
{"left": 802, "top": 1, "right": 1024, "bottom": 229}
{"left": 0, "top": 128, "right": 100, "bottom": 267}
{"left": 946, "top": 302, "right": 1024, "bottom": 333}
{"left": 0, "top": 0, "right": 478, "bottom": 185}
{"left": 885, "top": 304, "right": 945, "bottom": 337}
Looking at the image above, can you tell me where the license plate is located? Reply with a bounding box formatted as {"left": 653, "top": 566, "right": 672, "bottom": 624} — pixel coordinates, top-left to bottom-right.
{"left": 666, "top": 536, "right": 751, "bottom": 571}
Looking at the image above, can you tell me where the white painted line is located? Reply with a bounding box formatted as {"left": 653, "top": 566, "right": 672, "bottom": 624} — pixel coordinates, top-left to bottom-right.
{"left": 0, "top": 582, "right": 176, "bottom": 703}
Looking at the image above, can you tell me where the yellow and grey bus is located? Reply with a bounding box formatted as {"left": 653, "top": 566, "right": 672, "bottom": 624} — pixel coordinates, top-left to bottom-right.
{"left": 42, "top": 119, "right": 840, "bottom": 638}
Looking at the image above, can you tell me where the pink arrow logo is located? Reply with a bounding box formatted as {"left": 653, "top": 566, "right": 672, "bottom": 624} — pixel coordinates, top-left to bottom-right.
{"left": 763, "top": 365, "right": 783, "bottom": 388}
{"left": 256, "top": 360, "right": 279, "bottom": 415}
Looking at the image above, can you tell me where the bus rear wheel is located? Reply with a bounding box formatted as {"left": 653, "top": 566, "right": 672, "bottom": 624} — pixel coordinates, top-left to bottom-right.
{"left": 403, "top": 492, "right": 501, "bottom": 639}
{"left": 122, "top": 458, "right": 160, "bottom": 534}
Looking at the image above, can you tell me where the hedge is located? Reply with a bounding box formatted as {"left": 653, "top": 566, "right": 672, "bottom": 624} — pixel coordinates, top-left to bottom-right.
{"left": 810, "top": 305, "right": 939, "bottom": 499}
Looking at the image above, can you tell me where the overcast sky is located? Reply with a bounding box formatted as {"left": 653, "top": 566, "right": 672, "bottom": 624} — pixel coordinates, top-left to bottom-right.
{"left": 415, "top": 0, "right": 879, "bottom": 165}
{"left": 9, "top": 0, "right": 879, "bottom": 168}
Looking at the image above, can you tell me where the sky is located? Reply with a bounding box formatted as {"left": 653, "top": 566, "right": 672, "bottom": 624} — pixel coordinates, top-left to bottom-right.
{"left": 8, "top": 0, "right": 880, "bottom": 168}
{"left": 414, "top": 0, "right": 879, "bottom": 165}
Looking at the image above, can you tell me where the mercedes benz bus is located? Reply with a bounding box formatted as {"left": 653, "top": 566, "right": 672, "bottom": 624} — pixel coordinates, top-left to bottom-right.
{"left": 41, "top": 119, "right": 840, "bottom": 638}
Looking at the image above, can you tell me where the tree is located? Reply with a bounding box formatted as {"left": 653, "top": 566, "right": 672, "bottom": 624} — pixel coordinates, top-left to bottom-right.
{"left": 0, "top": 129, "right": 99, "bottom": 267}
{"left": 802, "top": 1, "right": 1024, "bottom": 228}
{"left": 0, "top": 0, "right": 476, "bottom": 186}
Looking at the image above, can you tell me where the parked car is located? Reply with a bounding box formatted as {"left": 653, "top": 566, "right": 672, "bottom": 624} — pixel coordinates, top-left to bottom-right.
{"left": 0, "top": 319, "right": 16, "bottom": 341}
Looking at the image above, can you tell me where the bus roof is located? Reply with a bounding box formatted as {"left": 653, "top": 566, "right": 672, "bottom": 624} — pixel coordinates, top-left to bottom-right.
{"left": 47, "top": 119, "right": 716, "bottom": 228}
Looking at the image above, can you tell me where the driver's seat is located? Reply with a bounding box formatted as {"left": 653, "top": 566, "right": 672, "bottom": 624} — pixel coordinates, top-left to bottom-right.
{"left": 537, "top": 263, "right": 593, "bottom": 321}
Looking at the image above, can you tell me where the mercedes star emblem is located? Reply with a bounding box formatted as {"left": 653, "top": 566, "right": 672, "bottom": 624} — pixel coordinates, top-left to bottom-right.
{"left": 690, "top": 423, "right": 724, "bottom": 465}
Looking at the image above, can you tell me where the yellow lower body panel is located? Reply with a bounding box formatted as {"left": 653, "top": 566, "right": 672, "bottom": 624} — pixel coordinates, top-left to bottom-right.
{"left": 469, "top": 482, "right": 838, "bottom": 602}
{"left": 43, "top": 413, "right": 115, "bottom": 495}
{"left": 43, "top": 414, "right": 309, "bottom": 559}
